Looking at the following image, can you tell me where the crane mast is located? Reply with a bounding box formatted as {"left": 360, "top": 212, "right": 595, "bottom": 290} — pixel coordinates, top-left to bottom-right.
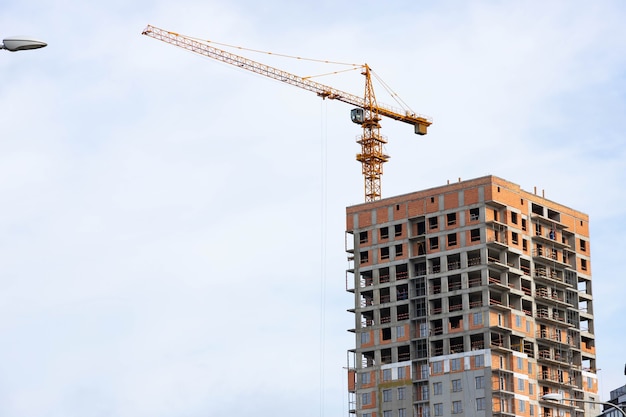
{"left": 142, "top": 24, "right": 432, "bottom": 201}
{"left": 357, "top": 64, "right": 387, "bottom": 201}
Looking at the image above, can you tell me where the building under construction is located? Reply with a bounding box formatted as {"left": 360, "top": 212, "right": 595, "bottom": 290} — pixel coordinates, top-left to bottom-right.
{"left": 345, "top": 176, "right": 597, "bottom": 417}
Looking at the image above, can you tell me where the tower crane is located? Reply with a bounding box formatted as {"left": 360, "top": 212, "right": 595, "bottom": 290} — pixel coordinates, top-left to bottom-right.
{"left": 142, "top": 24, "right": 432, "bottom": 201}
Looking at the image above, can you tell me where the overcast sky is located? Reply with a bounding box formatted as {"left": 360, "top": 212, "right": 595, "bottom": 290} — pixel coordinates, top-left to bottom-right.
{"left": 1, "top": 1, "right": 625, "bottom": 416}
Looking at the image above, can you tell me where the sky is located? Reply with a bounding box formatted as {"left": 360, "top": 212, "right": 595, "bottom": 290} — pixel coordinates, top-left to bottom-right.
{"left": 1, "top": 1, "right": 626, "bottom": 416}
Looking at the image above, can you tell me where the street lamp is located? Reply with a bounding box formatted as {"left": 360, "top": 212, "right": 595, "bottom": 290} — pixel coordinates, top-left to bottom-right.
{"left": 542, "top": 393, "right": 626, "bottom": 417}
{"left": 1, "top": 36, "right": 47, "bottom": 52}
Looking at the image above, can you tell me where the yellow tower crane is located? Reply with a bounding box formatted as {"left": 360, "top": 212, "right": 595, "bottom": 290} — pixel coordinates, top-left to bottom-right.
{"left": 142, "top": 24, "right": 432, "bottom": 201}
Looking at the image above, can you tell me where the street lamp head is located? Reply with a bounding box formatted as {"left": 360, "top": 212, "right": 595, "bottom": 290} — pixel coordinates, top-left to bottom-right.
{"left": 542, "top": 393, "right": 564, "bottom": 401}
{"left": 1, "top": 36, "right": 47, "bottom": 52}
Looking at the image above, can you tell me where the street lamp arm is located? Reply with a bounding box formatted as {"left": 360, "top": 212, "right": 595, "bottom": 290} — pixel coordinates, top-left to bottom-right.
{"left": 542, "top": 394, "right": 626, "bottom": 417}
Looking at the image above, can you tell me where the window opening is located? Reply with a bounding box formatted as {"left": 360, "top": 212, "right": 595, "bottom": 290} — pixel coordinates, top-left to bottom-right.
{"left": 452, "top": 379, "right": 462, "bottom": 392}
{"left": 433, "top": 382, "right": 442, "bottom": 395}
{"left": 360, "top": 251, "right": 369, "bottom": 263}
{"left": 381, "top": 328, "right": 391, "bottom": 341}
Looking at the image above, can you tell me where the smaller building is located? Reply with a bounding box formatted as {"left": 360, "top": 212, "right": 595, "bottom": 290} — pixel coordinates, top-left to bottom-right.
{"left": 600, "top": 384, "right": 626, "bottom": 417}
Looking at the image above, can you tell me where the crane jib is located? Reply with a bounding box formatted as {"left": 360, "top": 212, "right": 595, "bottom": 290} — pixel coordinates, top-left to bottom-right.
{"left": 142, "top": 24, "right": 432, "bottom": 200}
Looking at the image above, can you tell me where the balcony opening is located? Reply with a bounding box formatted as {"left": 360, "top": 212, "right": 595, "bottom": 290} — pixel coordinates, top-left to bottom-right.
{"left": 449, "top": 295, "right": 463, "bottom": 312}
{"left": 397, "top": 304, "right": 409, "bottom": 321}
{"left": 396, "top": 284, "right": 409, "bottom": 301}
{"left": 547, "top": 209, "right": 561, "bottom": 222}
{"left": 471, "top": 334, "right": 485, "bottom": 350}
{"left": 431, "top": 340, "right": 444, "bottom": 356}
{"left": 520, "top": 259, "right": 531, "bottom": 275}
{"left": 468, "top": 270, "right": 482, "bottom": 288}
{"left": 489, "top": 291, "right": 504, "bottom": 307}
{"left": 430, "top": 299, "right": 443, "bottom": 315}
{"left": 379, "top": 267, "right": 390, "bottom": 283}
{"left": 360, "top": 271, "right": 374, "bottom": 287}
{"left": 430, "top": 277, "right": 442, "bottom": 295}
{"left": 362, "top": 350, "right": 376, "bottom": 367}
{"left": 398, "top": 345, "right": 410, "bottom": 362}
{"left": 381, "top": 348, "right": 392, "bottom": 364}
{"left": 468, "top": 249, "right": 482, "bottom": 267}
{"left": 469, "top": 292, "right": 483, "bottom": 308}
{"left": 491, "top": 332, "right": 506, "bottom": 349}
{"left": 429, "top": 257, "right": 441, "bottom": 274}
{"left": 450, "top": 335, "right": 464, "bottom": 353}
{"left": 431, "top": 319, "right": 443, "bottom": 335}
{"left": 361, "top": 311, "right": 374, "bottom": 327}
{"left": 509, "top": 293, "right": 522, "bottom": 310}
{"left": 380, "top": 308, "right": 391, "bottom": 324}
{"left": 532, "top": 203, "right": 544, "bottom": 217}
{"left": 360, "top": 290, "right": 374, "bottom": 308}
{"left": 380, "top": 287, "right": 391, "bottom": 304}
{"left": 488, "top": 248, "right": 503, "bottom": 264}
{"left": 396, "top": 264, "right": 408, "bottom": 280}
{"left": 447, "top": 254, "right": 461, "bottom": 271}
{"left": 448, "top": 274, "right": 462, "bottom": 291}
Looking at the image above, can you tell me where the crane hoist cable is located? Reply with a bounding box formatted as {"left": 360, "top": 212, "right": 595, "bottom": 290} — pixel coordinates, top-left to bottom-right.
{"left": 142, "top": 24, "right": 432, "bottom": 201}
